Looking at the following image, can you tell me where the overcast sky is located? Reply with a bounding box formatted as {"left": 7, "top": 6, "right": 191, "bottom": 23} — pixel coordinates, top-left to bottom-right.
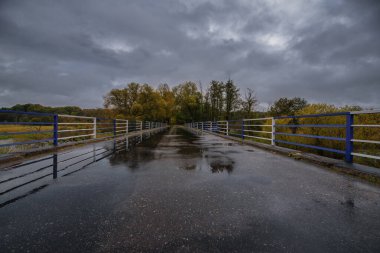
{"left": 0, "top": 0, "right": 379, "bottom": 109}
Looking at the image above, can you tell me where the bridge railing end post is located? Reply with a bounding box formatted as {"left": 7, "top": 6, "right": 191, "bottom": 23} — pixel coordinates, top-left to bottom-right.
{"left": 93, "top": 117, "right": 97, "bottom": 139}
{"left": 241, "top": 119, "right": 245, "bottom": 141}
{"left": 345, "top": 113, "right": 354, "bottom": 163}
{"left": 113, "top": 119, "right": 116, "bottom": 138}
{"left": 271, "top": 117, "right": 275, "bottom": 146}
{"left": 53, "top": 114, "right": 58, "bottom": 147}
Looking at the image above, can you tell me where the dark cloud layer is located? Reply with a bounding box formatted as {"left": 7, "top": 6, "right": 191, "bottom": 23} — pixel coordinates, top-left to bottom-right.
{"left": 0, "top": 0, "right": 379, "bottom": 109}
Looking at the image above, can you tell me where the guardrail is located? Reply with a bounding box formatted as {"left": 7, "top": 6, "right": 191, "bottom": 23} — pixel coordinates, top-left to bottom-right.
{"left": 186, "top": 110, "right": 380, "bottom": 166}
{"left": 0, "top": 109, "right": 167, "bottom": 154}
{"left": 0, "top": 130, "right": 163, "bottom": 208}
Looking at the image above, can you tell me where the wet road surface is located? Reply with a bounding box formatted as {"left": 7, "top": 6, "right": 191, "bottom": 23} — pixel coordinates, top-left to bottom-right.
{"left": 1, "top": 126, "right": 380, "bottom": 252}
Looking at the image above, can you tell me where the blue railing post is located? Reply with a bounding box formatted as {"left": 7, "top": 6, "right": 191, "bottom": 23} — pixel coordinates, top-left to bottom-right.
{"left": 241, "top": 120, "right": 245, "bottom": 140}
{"left": 113, "top": 119, "right": 116, "bottom": 138}
{"left": 53, "top": 114, "right": 58, "bottom": 147}
{"left": 345, "top": 114, "right": 354, "bottom": 163}
{"left": 271, "top": 117, "right": 275, "bottom": 145}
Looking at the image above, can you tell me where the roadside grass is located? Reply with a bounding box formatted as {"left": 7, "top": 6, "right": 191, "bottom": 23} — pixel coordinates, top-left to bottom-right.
{"left": 0, "top": 125, "right": 53, "bottom": 140}
{"left": 0, "top": 125, "right": 116, "bottom": 154}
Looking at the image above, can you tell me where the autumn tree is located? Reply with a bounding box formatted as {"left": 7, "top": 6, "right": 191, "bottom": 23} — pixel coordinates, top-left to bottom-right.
{"left": 173, "top": 81, "right": 202, "bottom": 123}
{"left": 103, "top": 82, "right": 140, "bottom": 116}
{"left": 137, "top": 84, "right": 162, "bottom": 120}
{"left": 157, "top": 83, "right": 176, "bottom": 123}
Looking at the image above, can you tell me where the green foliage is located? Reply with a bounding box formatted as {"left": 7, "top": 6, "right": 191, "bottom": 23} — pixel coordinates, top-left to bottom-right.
{"left": 269, "top": 97, "right": 308, "bottom": 116}
{"left": 173, "top": 81, "right": 202, "bottom": 123}
{"left": 207, "top": 80, "right": 225, "bottom": 120}
{"left": 103, "top": 82, "right": 140, "bottom": 116}
{"left": 3, "top": 103, "right": 83, "bottom": 116}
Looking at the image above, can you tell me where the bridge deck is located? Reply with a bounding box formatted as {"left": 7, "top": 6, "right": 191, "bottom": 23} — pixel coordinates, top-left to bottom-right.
{"left": 1, "top": 126, "right": 380, "bottom": 252}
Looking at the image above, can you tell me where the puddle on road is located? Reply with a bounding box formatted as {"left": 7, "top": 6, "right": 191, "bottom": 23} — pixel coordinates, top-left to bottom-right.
{"left": 178, "top": 164, "right": 197, "bottom": 170}
{"left": 171, "top": 128, "right": 236, "bottom": 174}
{"left": 210, "top": 142, "right": 236, "bottom": 146}
{"left": 210, "top": 160, "right": 234, "bottom": 173}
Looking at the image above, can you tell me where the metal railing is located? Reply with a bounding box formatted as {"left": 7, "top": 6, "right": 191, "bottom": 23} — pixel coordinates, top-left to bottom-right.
{"left": 0, "top": 109, "right": 168, "bottom": 154}
{"left": 0, "top": 130, "right": 164, "bottom": 208}
{"left": 186, "top": 110, "right": 380, "bottom": 165}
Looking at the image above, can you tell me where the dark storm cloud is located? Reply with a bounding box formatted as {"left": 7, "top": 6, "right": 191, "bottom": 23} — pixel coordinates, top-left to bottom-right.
{"left": 0, "top": 0, "right": 379, "bottom": 108}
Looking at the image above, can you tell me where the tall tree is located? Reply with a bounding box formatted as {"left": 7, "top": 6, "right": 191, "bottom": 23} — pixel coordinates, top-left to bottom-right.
{"left": 173, "top": 81, "right": 202, "bottom": 123}
{"left": 208, "top": 80, "right": 225, "bottom": 120}
{"left": 138, "top": 84, "right": 162, "bottom": 120}
{"left": 157, "top": 83, "right": 175, "bottom": 123}
{"left": 224, "top": 79, "right": 240, "bottom": 120}
{"left": 103, "top": 82, "right": 140, "bottom": 116}
{"left": 242, "top": 88, "right": 258, "bottom": 117}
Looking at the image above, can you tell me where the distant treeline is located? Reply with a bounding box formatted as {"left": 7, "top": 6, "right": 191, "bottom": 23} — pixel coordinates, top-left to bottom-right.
{"left": 0, "top": 104, "right": 116, "bottom": 123}
{"left": 1, "top": 80, "right": 366, "bottom": 123}
{"left": 2, "top": 81, "right": 379, "bottom": 168}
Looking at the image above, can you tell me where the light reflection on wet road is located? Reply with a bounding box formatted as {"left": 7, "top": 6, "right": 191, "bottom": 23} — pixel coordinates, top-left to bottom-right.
{"left": 1, "top": 126, "right": 380, "bottom": 252}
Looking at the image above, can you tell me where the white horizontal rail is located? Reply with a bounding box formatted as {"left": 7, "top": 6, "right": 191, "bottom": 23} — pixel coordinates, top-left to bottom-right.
{"left": 352, "top": 139, "right": 380, "bottom": 144}
{"left": 244, "top": 135, "right": 272, "bottom": 141}
{"left": 244, "top": 130, "right": 272, "bottom": 134}
{"left": 58, "top": 114, "right": 94, "bottom": 119}
{"left": 244, "top": 124, "right": 272, "bottom": 127}
{"left": 352, "top": 124, "right": 380, "bottom": 127}
{"left": 58, "top": 133, "right": 95, "bottom": 140}
{"left": 243, "top": 117, "right": 272, "bottom": 121}
{"left": 351, "top": 152, "right": 380, "bottom": 160}
{"left": 96, "top": 127, "right": 113, "bottom": 130}
{"left": 58, "top": 128, "right": 93, "bottom": 133}
{"left": 58, "top": 122, "right": 94, "bottom": 125}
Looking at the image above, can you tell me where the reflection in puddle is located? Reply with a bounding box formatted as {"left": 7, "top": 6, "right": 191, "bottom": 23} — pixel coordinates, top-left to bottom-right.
{"left": 179, "top": 164, "right": 197, "bottom": 170}
{"left": 177, "top": 146, "right": 202, "bottom": 155}
{"left": 210, "top": 160, "right": 234, "bottom": 174}
{"left": 209, "top": 142, "right": 236, "bottom": 146}
{"left": 177, "top": 156, "right": 235, "bottom": 174}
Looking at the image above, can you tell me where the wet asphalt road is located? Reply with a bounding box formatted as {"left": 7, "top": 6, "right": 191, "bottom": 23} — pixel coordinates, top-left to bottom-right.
{"left": 1, "top": 126, "right": 380, "bottom": 252}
